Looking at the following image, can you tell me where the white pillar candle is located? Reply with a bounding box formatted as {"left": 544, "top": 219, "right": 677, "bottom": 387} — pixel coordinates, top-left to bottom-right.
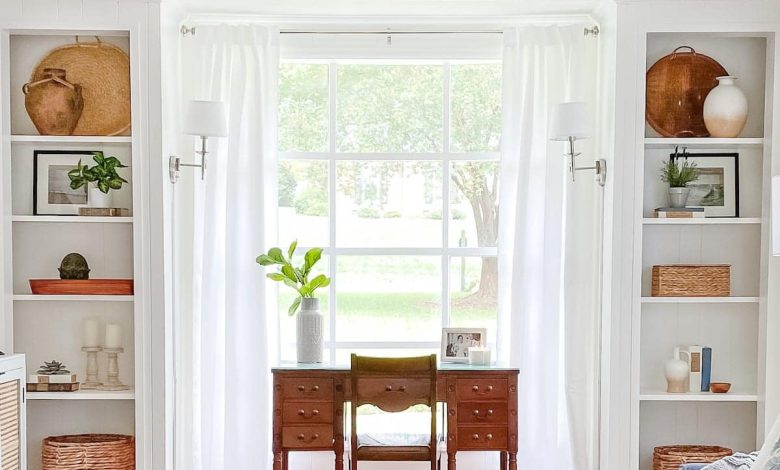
{"left": 83, "top": 319, "right": 100, "bottom": 348}
{"left": 104, "top": 324, "right": 123, "bottom": 349}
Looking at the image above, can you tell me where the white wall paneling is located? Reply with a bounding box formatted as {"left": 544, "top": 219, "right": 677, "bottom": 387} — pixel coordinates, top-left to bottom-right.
{"left": 773, "top": 175, "right": 780, "bottom": 255}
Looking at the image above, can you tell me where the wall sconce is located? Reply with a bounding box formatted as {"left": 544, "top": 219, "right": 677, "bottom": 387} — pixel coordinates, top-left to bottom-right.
{"left": 169, "top": 100, "right": 227, "bottom": 184}
{"left": 549, "top": 102, "right": 607, "bottom": 187}
{"left": 773, "top": 175, "right": 780, "bottom": 256}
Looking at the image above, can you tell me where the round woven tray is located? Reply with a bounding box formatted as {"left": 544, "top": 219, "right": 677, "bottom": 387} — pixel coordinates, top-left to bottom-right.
{"left": 42, "top": 434, "right": 135, "bottom": 470}
{"left": 653, "top": 445, "right": 733, "bottom": 470}
{"left": 646, "top": 46, "right": 728, "bottom": 138}
{"left": 30, "top": 38, "right": 131, "bottom": 136}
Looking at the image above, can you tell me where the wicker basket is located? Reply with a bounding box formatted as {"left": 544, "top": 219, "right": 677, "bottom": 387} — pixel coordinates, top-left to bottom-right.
{"left": 653, "top": 445, "right": 733, "bottom": 470}
{"left": 42, "top": 434, "right": 134, "bottom": 470}
{"left": 651, "top": 264, "right": 731, "bottom": 297}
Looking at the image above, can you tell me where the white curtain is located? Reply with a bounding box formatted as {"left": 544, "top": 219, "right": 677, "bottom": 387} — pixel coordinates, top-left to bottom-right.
{"left": 176, "top": 24, "right": 280, "bottom": 470}
{"left": 497, "top": 25, "right": 600, "bottom": 470}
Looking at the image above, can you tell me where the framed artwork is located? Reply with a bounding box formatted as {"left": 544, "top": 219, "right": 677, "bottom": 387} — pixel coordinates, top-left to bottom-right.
{"left": 754, "top": 413, "right": 780, "bottom": 469}
{"left": 670, "top": 152, "right": 739, "bottom": 217}
{"left": 441, "top": 328, "right": 486, "bottom": 363}
{"left": 33, "top": 150, "right": 93, "bottom": 215}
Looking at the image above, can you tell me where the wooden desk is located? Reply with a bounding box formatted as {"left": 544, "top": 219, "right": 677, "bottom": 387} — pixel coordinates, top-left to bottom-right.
{"left": 272, "top": 363, "right": 519, "bottom": 470}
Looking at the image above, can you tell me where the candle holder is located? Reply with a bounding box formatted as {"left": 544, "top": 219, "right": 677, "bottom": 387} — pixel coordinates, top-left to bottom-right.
{"left": 81, "top": 346, "right": 103, "bottom": 389}
{"left": 98, "top": 347, "right": 130, "bottom": 391}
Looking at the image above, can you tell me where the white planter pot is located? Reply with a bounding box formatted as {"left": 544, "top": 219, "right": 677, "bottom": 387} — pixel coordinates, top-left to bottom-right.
{"left": 296, "top": 298, "right": 323, "bottom": 363}
{"left": 88, "top": 186, "right": 113, "bottom": 208}
{"left": 703, "top": 76, "right": 748, "bottom": 138}
{"left": 668, "top": 187, "right": 690, "bottom": 208}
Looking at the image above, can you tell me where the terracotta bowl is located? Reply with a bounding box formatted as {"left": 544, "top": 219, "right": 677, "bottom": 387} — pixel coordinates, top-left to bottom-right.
{"left": 710, "top": 382, "right": 732, "bottom": 393}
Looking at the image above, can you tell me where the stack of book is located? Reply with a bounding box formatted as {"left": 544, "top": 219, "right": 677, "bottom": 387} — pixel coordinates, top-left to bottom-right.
{"left": 655, "top": 207, "right": 705, "bottom": 218}
{"left": 686, "top": 345, "right": 713, "bottom": 393}
{"left": 27, "top": 373, "right": 80, "bottom": 392}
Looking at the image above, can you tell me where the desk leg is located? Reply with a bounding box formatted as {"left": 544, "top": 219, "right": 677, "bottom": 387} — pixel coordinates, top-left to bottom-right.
{"left": 447, "top": 452, "right": 456, "bottom": 470}
{"left": 273, "top": 451, "right": 282, "bottom": 470}
{"left": 508, "top": 453, "right": 517, "bottom": 470}
{"left": 500, "top": 451, "right": 507, "bottom": 470}
{"left": 282, "top": 451, "right": 289, "bottom": 470}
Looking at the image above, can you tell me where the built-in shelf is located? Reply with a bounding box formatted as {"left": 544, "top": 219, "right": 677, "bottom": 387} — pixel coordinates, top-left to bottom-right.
{"left": 26, "top": 388, "right": 135, "bottom": 401}
{"left": 643, "top": 217, "right": 762, "bottom": 225}
{"left": 13, "top": 295, "right": 134, "bottom": 302}
{"left": 644, "top": 137, "right": 764, "bottom": 147}
{"left": 10, "top": 135, "right": 132, "bottom": 144}
{"left": 11, "top": 215, "right": 133, "bottom": 224}
{"left": 641, "top": 296, "right": 759, "bottom": 304}
{"left": 639, "top": 391, "right": 758, "bottom": 402}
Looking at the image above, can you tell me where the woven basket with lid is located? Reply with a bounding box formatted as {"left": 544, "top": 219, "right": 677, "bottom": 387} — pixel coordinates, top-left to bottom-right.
{"left": 42, "top": 434, "right": 134, "bottom": 470}
{"left": 653, "top": 445, "right": 732, "bottom": 470}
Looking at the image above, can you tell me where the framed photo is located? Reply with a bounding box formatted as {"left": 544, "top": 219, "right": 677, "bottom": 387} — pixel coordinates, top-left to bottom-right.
{"left": 441, "top": 328, "right": 486, "bottom": 363}
{"left": 671, "top": 152, "right": 739, "bottom": 217}
{"left": 753, "top": 413, "right": 780, "bottom": 469}
{"left": 33, "top": 150, "right": 93, "bottom": 215}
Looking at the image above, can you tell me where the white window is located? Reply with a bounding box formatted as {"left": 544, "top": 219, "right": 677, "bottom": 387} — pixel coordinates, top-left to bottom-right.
{"left": 277, "top": 33, "right": 502, "bottom": 362}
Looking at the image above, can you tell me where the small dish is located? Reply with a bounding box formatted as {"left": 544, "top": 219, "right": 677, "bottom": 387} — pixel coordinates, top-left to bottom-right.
{"left": 710, "top": 382, "right": 732, "bottom": 393}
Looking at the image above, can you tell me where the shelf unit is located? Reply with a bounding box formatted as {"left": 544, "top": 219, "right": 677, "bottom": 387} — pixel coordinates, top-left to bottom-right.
{"left": 630, "top": 31, "right": 774, "bottom": 470}
{"left": 0, "top": 31, "right": 143, "bottom": 470}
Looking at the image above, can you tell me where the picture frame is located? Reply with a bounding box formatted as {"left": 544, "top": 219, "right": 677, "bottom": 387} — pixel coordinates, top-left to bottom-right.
{"left": 441, "top": 328, "right": 486, "bottom": 363}
{"left": 33, "top": 150, "right": 94, "bottom": 215}
{"left": 670, "top": 151, "right": 739, "bottom": 217}
{"left": 753, "top": 412, "right": 780, "bottom": 469}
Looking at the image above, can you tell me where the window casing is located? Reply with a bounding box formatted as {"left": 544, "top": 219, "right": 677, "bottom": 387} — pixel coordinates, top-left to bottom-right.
{"left": 277, "top": 34, "right": 502, "bottom": 362}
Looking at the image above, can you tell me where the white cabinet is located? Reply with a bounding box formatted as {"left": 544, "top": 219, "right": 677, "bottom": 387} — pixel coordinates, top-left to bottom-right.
{"left": 0, "top": 355, "right": 26, "bottom": 470}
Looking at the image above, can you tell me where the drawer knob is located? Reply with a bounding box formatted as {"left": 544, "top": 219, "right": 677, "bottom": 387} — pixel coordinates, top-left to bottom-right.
{"left": 312, "top": 385, "right": 320, "bottom": 392}
{"left": 297, "top": 409, "right": 320, "bottom": 418}
{"left": 473, "top": 409, "right": 494, "bottom": 419}
{"left": 296, "top": 433, "right": 320, "bottom": 443}
{"left": 297, "top": 385, "right": 305, "bottom": 391}
{"left": 486, "top": 433, "right": 494, "bottom": 441}
{"left": 385, "top": 385, "right": 407, "bottom": 392}
{"left": 472, "top": 384, "right": 493, "bottom": 394}
{"left": 472, "top": 433, "right": 480, "bottom": 441}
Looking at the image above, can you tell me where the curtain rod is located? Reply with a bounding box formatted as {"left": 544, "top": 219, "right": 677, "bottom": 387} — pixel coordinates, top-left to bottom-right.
{"left": 180, "top": 26, "right": 599, "bottom": 36}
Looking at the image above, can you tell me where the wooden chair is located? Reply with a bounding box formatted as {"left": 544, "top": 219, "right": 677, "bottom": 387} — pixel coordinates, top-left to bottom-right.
{"left": 350, "top": 354, "right": 438, "bottom": 470}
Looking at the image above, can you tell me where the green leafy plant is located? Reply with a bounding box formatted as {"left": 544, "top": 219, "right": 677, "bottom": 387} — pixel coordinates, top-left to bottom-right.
{"left": 660, "top": 159, "right": 699, "bottom": 188}
{"left": 68, "top": 151, "right": 128, "bottom": 194}
{"left": 256, "top": 240, "right": 330, "bottom": 316}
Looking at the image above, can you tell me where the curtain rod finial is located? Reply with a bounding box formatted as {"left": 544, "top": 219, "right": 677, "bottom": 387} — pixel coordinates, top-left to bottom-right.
{"left": 584, "top": 25, "right": 600, "bottom": 37}
{"left": 181, "top": 25, "right": 196, "bottom": 36}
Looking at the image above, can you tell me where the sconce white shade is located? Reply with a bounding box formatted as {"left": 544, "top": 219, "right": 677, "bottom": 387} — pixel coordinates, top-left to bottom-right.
{"left": 549, "top": 102, "right": 591, "bottom": 141}
{"left": 773, "top": 175, "right": 780, "bottom": 256}
{"left": 184, "top": 100, "right": 228, "bottom": 137}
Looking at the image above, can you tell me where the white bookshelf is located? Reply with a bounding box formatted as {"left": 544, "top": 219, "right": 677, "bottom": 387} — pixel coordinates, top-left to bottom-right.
{"left": 0, "top": 31, "right": 144, "bottom": 470}
{"left": 631, "top": 31, "right": 773, "bottom": 470}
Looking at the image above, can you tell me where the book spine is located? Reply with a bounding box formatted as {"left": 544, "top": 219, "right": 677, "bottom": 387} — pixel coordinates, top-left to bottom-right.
{"left": 701, "top": 347, "right": 712, "bottom": 392}
{"left": 688, "top": 345, "right": 703, "bottom": 393}
{"left": 29, "top": 374, "right": 78, "bottom": 384}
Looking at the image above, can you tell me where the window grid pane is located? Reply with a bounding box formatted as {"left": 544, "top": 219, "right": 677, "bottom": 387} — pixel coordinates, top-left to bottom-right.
{"left": 277, "top": 60, "right": 501, "bottom": 358}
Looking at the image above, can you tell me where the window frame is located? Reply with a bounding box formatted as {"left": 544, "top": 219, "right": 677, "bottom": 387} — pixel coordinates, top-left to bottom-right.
{"left": 278, "top": 55, "right": 501, "bottom": 363}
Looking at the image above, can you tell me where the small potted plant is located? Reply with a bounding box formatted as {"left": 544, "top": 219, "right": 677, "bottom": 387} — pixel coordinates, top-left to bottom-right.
{"left": 257, "top": 240, "right": 330, "bottom": 363}
{"left": 68, "top": 151, "right": 128, "bottom": 208}
{"left": 660, "top": 158, "right": 699, "bottom": 208}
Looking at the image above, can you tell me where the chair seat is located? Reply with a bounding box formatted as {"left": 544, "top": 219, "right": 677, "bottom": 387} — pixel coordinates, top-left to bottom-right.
{"left": 355, "top": 444, "right": 432, "bottom": 461}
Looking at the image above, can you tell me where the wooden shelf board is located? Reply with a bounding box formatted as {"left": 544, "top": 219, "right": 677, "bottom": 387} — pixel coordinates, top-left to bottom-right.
{"left": 13, "top": 295, "right": 134, "bottom": 302}
{"left": 639, "top": 391, "right": 758, "bottom": 402}
{"left": 641, "top": 297, "right": 759, "bottom": 304}
{"left": 26, "top": 388, "right": 135, "bottom": 400}
{"left": 644, "top": 137, "right": 764, "bottom": 147}
{"left": 643, "top": 218, "right": 761, "bottom": 225}
{"left": 10, "top": 135, "right": 131, "bottom": 144}
{"left": 12, "top": 215, "right": 133, "bottom": 224}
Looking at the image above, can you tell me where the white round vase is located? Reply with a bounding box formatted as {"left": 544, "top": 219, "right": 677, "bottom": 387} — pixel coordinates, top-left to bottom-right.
{"left": 296, "top": 298, "right": 323, "bottom": 363}
{"left": 88, "top": 186, "right": 113, "bottom": 208}
{"left": 703, "top": 76, "right": 748, "bottom": 138}
{"left": 665, "top": 347, "right": 690, "bottom": 393}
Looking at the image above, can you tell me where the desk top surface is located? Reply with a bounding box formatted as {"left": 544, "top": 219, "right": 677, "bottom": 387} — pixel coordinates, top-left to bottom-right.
{"left": 272, "top": 362, "right": 518, "bottom": 372}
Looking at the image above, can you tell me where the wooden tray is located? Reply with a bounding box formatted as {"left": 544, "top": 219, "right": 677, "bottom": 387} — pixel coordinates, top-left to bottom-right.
{"left": 646, "top": 46, "right": 728, "bottom": 137}
{"left": 29, "top": 279, "right": 133, "bottom": 295}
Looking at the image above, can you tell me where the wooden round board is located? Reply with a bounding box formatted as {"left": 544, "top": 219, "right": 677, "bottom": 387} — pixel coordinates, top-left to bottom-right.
{"left": 646, "top": 46, "right": 728, "bottom": 137}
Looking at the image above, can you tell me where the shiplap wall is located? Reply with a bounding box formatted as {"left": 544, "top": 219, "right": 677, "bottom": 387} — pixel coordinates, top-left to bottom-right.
{"left": 0, "top": 0, "right": 159, "bottom": 23}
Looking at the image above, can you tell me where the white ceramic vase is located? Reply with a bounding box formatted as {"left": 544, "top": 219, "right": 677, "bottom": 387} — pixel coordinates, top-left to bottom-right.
{"left": 665, "top": 346, "right": 690, "bottom": 393}
{"left": 296, "top": 297, "right": 323, "bottom": 363}
{"left": 88, "top": 186, "right": 113, "bottom": 208}
{"left": 668, "top": 187, "right": 690, "bottom": 208}
{"left": 703, "top": 76, "right": 748, "bottom": 138}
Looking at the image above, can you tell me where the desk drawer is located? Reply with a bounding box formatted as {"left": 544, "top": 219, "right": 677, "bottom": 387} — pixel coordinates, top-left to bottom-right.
{"left": 356, "top": 378, "right": 431, "bottom": 405}
{"left": 279, "top": 378, "right": 333, "bottom": 400}
{"left": 457, "top": 402, "right": 508, "bottom": 425}
{"left": 456, "top": 378, "right": 508, "bottom": 400}
{"left": 457, "top": 426, "right": 507, "bottom": 450}
{"left": 282, "top": 425, "right": 333, "bottom": 449}
{"left": 283, "top": 401, "right": 333, "bottom": 424}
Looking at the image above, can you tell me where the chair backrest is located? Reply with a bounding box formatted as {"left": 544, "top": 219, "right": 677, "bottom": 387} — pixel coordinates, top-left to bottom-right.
{"left": 350, "top": 354, "right": 437, "bottom": 413}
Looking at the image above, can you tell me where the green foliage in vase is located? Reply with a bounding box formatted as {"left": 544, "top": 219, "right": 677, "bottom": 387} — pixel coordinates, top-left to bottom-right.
{"left": 660, "top": 159, "right": 699, "bottom": 188}
{"left": 68, "top": 151, "right": 128, "bottom": 194}
{"left": 256, "top": 240, "right": 330, "bottom": 316}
